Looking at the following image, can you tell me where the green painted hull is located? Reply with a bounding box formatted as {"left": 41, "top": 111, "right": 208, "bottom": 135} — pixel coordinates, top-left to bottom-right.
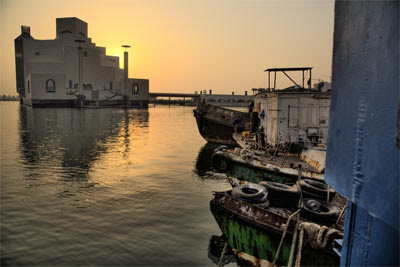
{"left": 210, "top": 202, "right": 340, "bottom": 266}
{"left": 226, "top": 162, "right": 296, "bottom": 184}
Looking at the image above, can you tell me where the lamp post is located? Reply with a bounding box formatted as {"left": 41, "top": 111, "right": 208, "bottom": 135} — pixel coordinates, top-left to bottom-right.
{"left": 75, "top": 39, "right": 85, "bottom": 107}
{"left": 122, "top": 45, "right": 131, "bottom": 106}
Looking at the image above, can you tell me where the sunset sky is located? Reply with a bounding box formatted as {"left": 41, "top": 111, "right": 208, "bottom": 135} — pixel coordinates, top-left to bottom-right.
{"left": 0, "top": 0, "right": 334, "bottom": 96}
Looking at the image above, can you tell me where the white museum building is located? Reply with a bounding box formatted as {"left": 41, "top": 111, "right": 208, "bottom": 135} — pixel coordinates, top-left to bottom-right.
{"left": 14, "top": 17, "right": 149, "bottom": 107}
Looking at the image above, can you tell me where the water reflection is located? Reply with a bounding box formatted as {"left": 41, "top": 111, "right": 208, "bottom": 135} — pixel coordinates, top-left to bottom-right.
{"left": 18, "top": 105, "right": 149, "bottom": 180}
{"left": 194, "top": 142, "right": 219, "bottom": 176}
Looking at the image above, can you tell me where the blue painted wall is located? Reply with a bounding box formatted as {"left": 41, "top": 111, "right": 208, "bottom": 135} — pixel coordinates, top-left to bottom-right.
{"left": 326, "top": 0, "right": 399, "bottom": 265}
{"left": 326, "top": 0, "right": 399, "bottom": 231}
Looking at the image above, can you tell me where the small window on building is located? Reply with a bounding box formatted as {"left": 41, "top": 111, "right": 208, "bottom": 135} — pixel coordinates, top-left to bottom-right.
{"left": 27, "top": 80, "right": 30, "bottom": 93}
{"left": 69, "top": 80, "right": 72, "bottom": 88}
{"left": 132, "top": 83, "right": 139, "bottom": 94}
{"left": 46, "top": 79, "right": 55, "bottom": 93}
{"left": 35, "top": 52, "right": 40, "bottom": 56}
{"left": 109, "top": 82, "right": 113, "bottom": 90}
{"left": 83, "top": 51, "right": 88, "bottom": 57}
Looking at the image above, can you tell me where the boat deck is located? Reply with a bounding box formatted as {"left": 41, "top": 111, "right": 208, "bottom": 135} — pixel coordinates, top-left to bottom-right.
{"left": 232, "top": 133, "right": 321, "bottom": 175}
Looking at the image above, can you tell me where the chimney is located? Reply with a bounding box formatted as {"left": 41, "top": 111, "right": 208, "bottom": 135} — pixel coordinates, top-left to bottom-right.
{"left": 21, "top": 26, "right": 30, "bottom": 34}
{"left": 124, "top": 51, "right": 128, "bottom": 95}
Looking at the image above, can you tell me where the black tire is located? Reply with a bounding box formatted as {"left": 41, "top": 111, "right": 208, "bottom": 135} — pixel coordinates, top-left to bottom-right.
{"left": 301, "top": 198, "right": 340, "bottom": 225}
{"left": 301, "top": 188, "right": 335, "bottom": 202}
{"left": 214, "top": 145, "right": 229, "bottom": 152}
{"left": 259, "top": 181, "right": 300, "bottom": 208}
{"left": 299, "top": 179, "right": 335, "bottom": 195}
{"left": 212, "top": 153, "right": 231, "bottom": 172}
{"left": 259, "top": 181, "right": 299, "bottom": 194}
{"left": 254, "top": 199, "right": 270, "bottom": 209}
{"left": 232, "top": 184, "right": 268, "bottom": 204}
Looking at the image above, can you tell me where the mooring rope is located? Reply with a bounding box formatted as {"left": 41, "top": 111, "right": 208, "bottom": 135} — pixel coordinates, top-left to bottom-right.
{"left": 287, "top": 221, "right": 299, "bottom": 267}
{"left": 272, "top": 208, "right": 301, "bottom": 267}
{"left": 295, "top": 224, "right": 305, "bottom": 267}
{"left": 218, "top": 242, "right": 228, "bottom": 267}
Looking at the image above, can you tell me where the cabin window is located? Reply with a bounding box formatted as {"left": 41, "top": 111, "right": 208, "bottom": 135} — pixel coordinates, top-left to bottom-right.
{"left": 83, "top": 51, "right": 88, "bottom": 57}
{"left": 35, "top": 52, "right": 40, "bottom": 56}
{"left": 46, "top": 79, "right": 55, "bottom": 93}
{"left": 27, "top": 80, "right": 30, "bottom": 93}
{"left": 83, "top": 84, "right": 93, "bottom": 90}
{"left": 132, "top": 83, "right": 139, "bottom": 94}
{"left": 69, "top": 80, "right": 72, "bottom": 88}
{"left": 109, "top": 82, "right": 113, "bottom": 90}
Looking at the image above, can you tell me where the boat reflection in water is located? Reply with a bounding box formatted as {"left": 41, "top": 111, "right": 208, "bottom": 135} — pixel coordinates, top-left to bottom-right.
{"left": 194, "top": 142, "right": 220, "bottom": 176}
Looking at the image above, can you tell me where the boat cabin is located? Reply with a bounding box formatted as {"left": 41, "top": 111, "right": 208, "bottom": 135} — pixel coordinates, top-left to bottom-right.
{"left": 254, "top": 67, "right": 330, "bottom": 148}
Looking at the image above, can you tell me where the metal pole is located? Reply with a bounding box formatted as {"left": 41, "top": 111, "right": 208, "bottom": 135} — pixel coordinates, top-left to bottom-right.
{"left": 268, "top": 71, "right": 271, "bottom": 90}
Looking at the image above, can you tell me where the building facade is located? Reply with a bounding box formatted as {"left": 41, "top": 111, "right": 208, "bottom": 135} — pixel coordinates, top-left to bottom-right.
{"left": 14, "top": 17, "right": 149, "bottom": 107}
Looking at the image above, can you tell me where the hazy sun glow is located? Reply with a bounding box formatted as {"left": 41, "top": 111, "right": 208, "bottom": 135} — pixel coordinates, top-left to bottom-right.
{"left": 0, "top": 0, "right": 334, "bottom": 95}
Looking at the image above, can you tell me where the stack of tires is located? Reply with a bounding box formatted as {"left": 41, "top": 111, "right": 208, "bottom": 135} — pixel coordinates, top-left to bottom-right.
{"left": 259, "top": 181, "right": 300, "bottom": 208}
{"left": 298, "top": 179, "right": 336, "bottom": 202}
{"left": 231, "top": 184, "right": 269, "bottom": 208}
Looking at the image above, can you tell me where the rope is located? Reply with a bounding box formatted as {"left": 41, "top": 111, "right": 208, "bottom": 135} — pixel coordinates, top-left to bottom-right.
{"left": 336, "top": 205, "right": 347, "bottom": 226}
{"left": 287, "top": 221, "right": 299, "bottom": 267}
{"left": 272, "top": 209, "right": 301, "bottom": 267}
{"left": 295, "top": 224, "right": 305, "bottom": 267}
{"left": 218, "top": 242, "right": 228, "bottom": 267}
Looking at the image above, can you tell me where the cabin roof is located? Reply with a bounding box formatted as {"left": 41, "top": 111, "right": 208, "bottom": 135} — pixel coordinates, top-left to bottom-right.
{"left": 264, "top": 67, "right": 313, "bottom": 72}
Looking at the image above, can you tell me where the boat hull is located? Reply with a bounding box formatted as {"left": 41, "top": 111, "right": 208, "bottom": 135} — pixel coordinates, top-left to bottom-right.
{"left": 210, "top": 192, "right": 340, "bottom": 266}
{"left": 193, "top": 103, "right": 249, "bottom": 145}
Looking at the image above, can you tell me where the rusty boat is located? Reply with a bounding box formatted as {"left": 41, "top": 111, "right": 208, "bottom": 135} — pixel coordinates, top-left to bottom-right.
{"left": 210, "top": 183, "right": 345, "bottom": 266}
{"left": 193, "top": 101, "right": 250, "bottom": 146}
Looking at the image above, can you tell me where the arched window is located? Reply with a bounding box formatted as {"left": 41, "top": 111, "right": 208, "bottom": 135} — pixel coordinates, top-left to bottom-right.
{"left": 132, "top": 83, "right": 139, "bottom": 94}
{"left": 46, "top": 79, "right": 55, "bottom": 93}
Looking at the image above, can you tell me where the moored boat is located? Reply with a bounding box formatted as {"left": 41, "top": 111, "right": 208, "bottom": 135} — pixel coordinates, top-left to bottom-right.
{"left": 212, "top": 146, "right": 325, "bottom": 184}
{"left": 210, "top": 187, "right": 344, "bottom": 266}
{"left": 193, "top": 101, "right": 250, "bottom": 146}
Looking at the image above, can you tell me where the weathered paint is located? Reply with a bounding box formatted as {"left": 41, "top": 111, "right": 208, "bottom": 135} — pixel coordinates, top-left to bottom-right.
{"left": 255, "top": 91, "right": 330, "bottom": 147}
{"left": 326, "top": 0, "right": 399, "bottom": 265}
{"left": 211, "top": 199, "right": 340, "bottom": 266}
{"left": 227, "top": 163, "right": 295, "bottom": 184}
{"left": 193, "top": 102, "right": 249, "bottom": 145}
{"left": 214, "top": 150, "right": 325, "bottom": 182}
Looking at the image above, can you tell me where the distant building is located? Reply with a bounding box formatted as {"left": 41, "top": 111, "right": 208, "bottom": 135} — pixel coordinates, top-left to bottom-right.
{"left": 14, "top": 17, "right": 149, "bottom": 107}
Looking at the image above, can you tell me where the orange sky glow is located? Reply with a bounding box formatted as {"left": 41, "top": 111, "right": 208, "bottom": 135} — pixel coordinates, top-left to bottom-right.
{"left": 0, "top": 0, "right": 334, "bottom": 95}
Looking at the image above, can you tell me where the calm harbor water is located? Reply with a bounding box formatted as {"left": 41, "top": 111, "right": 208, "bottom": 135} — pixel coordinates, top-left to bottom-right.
{"left": 0, "top": 102, "right": 233, "bottom": 266}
